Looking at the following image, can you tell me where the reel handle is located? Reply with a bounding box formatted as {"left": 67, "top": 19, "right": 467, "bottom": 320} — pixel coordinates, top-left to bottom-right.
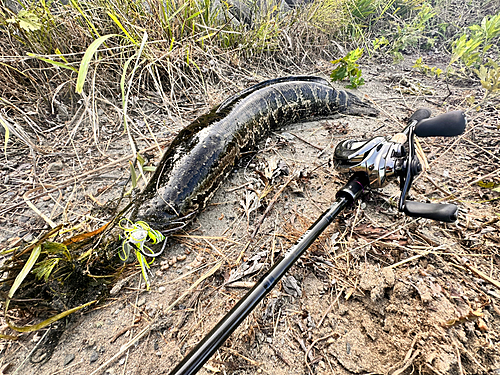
{"left": 414, "top": 110, "right": 466, "bottom": 137}
{"left": 408, "top": 108, "right": 432, "bottom": 124}
{"left": 403, "top": 201, "right": 458, "bottom": 223}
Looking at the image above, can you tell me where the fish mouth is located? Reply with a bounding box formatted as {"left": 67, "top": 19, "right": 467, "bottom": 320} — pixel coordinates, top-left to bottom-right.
{"left": 133, "top": 203, "right": 197, "bottom": 233}
{"left": 345, "top": 92, "right": 379, "bottom": 116}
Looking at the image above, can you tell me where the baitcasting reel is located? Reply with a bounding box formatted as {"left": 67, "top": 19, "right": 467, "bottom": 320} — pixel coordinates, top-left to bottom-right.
{"left": 334, "top": 109, "right": 467, "bottom": 222}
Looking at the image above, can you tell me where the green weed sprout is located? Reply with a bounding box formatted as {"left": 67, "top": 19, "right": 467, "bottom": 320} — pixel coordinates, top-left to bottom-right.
{"left": 330, "top": 48, "right": 365, "bottom": 88}
{"left": 119, "top": 219, "right": 166, "bottom": 290}
{"left": 450, "top": 13, "right": 500, "bottom": 101}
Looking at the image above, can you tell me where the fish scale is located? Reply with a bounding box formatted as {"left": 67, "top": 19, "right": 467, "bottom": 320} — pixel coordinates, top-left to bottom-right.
{"left": 132, "top": 76, "right": 378, "bottom": 230}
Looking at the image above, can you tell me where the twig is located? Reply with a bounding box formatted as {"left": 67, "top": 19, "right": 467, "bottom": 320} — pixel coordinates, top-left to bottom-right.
{"left": 425, "top": 175, "right": 452, "bottom": 196}
{"left": 391, "top": 350, "right": 420, "bottom": 375}
{"left": 437, "top": 167, "right": 500, "bottom": 202}
{"left": 389, "top": 334, "right": 420, "bottom": 375}
{"left": 331, "top": 220, "right": 418, "bottom": 261}
{"left": 222, "top": 347, "right": 261, "bottom": 367}
{"left": 91, "top": 262, "right": 221, "bottom": 374}
{"left": 12, "top": 328, "right": 51, "bottom": 375}
{"left": 288, "top": 132, "right": 323, "bottom": 151}
{"left": 452, "top": 340, "right": 464, "bottom": 375}
{"left": 251, "top": 172, "right": 296, "bottom": 238}
{"left": 460, "top": 257, "right": 500, "bottom": 290}
{"left": 89, "top": 324, "right": 151, "bottom": 375}
{"left": 425, "top": 363, "right": 447, "bottom": 375}
{"left": 110, "top": 324, "right": 137, "bottom": 343}
{"left": 0, "top": 141, "right": 169, "bottom": 216}
{"left": 304, "top": 333, "right": 334, "bottom": 369}
{"left": 49, "top": 359, "right": 84, "bottom": 375}
{"left": 317, "top": 286, "right": 345, "bottom": 328}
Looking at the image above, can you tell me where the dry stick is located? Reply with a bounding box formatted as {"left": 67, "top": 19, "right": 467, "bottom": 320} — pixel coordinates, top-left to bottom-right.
{"left": 203, "top": 237, "right": 230, "bottom": 263}
{"left": 428, "top": 121, "right": 482, "bottom": 168}
{"left": 90, "top": 262, "right": 222, "bottom": 375}
{"left": 425, "top": 175, "right": 452, "bottom": 196}
{"left": 12, "top": 328, "right": 51, "bottom": 375}
{"left": 437, "top": 167, "right": 500, "bottom": 202}
{"left": 331, "top": 219, "right": 418, "bottom": 262}
{"left": 425, "top": 363, "right": 447, "bottom": 375}
{"left": 459, "top": 257, "right": 500, "bottom": 290}
{"left": 304, "top": 333, "right": 335, "bottom": 372}
{"left": 452, "top": 340, "right": 465, "bottom": 375}
{"left": 392, "top": 350, "right": 420, "bottom": 375}
{"left": 0, "top": 141, "right": 168, "bottom": 216}
{"left": 222, "top": 347, "right": 261, "bottom": 367}
{"left": 391, "top": 334, "right": 420, "bottom": 375}
{"left": 89, "top": 324, "right": 152, "bottom": 375}
{"left": 289, "top": 132, "right": 323, "bottom": 151}
{"left": 317, "top": 286, "right": 345, "bottom": 328}
{"left": 463, "top": 135, "right": 500, "bottom": 164}
{"left": 251, "top": 172, "right": 297, "bottom": 238}
{"left": 49, "top": 359, "right": 85, "bottom": 375}
{"left": 387, "top": 245, "right": 447, "bottom": 269}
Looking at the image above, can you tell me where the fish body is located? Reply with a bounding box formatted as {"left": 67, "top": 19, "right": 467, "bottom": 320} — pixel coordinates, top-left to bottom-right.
{"left": 133, "top": 76, "right": 377, "bottom": 229}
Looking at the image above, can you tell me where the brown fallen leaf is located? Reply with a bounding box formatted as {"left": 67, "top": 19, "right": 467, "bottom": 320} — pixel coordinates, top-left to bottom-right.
{"left": 441, "top": 308, "right": 483, "bottom": 328}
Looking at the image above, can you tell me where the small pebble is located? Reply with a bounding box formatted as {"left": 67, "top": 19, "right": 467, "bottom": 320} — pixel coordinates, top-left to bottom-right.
{"left": 158, "top": 286, "right": 166, "bottom": 293}
{"left": 177, "top": 255, "right": 187, "bottom": 262}
{"left": 89, "top": 350, "right": 99, "bottom": 363}
{"left": 63, "top": 353, "right": 75, "bottom": 366}
{"left": 160, "top": 264, "right": 169, "bottom": 271}
{"left": 137, "top": 297, "right": 146, "bottom": 307}
{"left": 155, "top": 270, "right": 163, "bottom": 277}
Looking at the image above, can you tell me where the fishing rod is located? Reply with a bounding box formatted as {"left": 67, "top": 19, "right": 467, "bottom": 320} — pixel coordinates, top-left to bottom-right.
{"left": 168, "top": 108, "right": 467, "bottom": 375}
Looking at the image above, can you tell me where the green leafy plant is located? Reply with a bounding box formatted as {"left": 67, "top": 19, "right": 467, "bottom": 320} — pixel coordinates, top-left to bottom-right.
{"left": 31, "top": 242, "right": 72, "bottom": 281}
{"left": 413, "top": 57, "right": 443, "bottom": 78}
{"left": 372, "top": 36, "right": 389, "bottom": 51}
{"left": 475, "top": 59, "right": 500, "bottom": 100}
{"left": 385, "top": 2, "right": 437, "bottom": 61}
{"left": 6, "top": 10, "right": 42, "bottom": 32}
{"left": 330, "top": 48, "right": 365, "bottom": 88}
{"left": 450, "top": 13, "right": 500, "bottom": 100}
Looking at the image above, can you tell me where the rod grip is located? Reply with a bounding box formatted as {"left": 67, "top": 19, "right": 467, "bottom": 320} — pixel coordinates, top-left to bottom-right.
{"left": 414, "top": 111, "right": 466, "bottom": 137}
{"left": 403, "top": 201, "right": 458, "bottom": 222}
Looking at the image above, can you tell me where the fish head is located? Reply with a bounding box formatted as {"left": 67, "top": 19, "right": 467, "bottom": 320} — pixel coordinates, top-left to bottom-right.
{"left": 343, "top": 92, "right": 379, "bottom": 117}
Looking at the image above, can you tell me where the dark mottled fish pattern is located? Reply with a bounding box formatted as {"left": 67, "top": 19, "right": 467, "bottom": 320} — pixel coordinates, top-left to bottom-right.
{"left": 133, "top": 76, "right": 378, "bottom": 230}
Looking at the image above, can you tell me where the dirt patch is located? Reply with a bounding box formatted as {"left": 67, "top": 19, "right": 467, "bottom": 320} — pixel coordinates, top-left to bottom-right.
{"left": 1, "top": 56, "right": 499, "bottom": 375}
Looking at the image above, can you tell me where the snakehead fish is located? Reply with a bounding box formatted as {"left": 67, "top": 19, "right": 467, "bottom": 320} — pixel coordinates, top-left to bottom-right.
{"left": 132, "top": 76, "right": 378, "bottom": 230}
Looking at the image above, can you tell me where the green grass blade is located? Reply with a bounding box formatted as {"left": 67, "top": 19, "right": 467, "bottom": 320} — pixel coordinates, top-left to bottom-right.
{"left": 107, "top": 12, "right": 138, "bottom": 45}
{"left": 8, "top": 300, "right": 96, "bottom": 332}
{"left": 27, "top": 53, "right": 78, "bottom": 72}
{"left": 76, "top": 34, "right": 117, "bottom": 94}
{"left": 6, "top": 245, "right": 42, "bottom": 312}
{"left": 69, "top": 0, "right": 101, "bottom": 38}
